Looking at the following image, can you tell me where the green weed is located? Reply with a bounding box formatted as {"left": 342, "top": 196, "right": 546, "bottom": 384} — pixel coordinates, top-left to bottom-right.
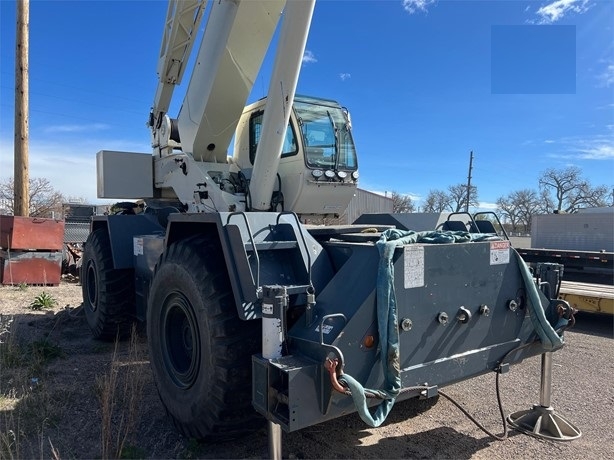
{"left": 28, "top": 292, "right": 57, "bottom": 311}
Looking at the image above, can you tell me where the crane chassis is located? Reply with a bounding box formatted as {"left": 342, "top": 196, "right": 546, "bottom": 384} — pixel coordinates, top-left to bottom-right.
{"left": 80, "top": 0, "right": 581, "bottom": 453}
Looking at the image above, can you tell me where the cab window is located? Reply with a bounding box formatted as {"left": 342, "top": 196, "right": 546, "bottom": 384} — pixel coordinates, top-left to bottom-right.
{"left": 249, "top": 111, "right": 298, "bottom": 164}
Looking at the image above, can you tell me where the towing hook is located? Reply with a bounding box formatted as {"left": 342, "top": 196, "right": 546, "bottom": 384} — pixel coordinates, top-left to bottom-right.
{"left": 557, "top": 301, "right": 577, "bottom": 320}
{"left": 556, "top": 300, "right": 577, "bottom": 328}
{"left": 325, "top": 357, "right": 348, "bottom": 394}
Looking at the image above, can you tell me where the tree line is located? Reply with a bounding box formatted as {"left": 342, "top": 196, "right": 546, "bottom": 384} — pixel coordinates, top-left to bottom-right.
{"left": 391, "top": 166, "right": 613, "bottom": 233}
{"left": 0, "top": 177, "right": 67, "bottom": 218}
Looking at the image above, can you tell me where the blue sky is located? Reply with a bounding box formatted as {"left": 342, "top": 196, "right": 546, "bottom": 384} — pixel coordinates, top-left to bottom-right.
{"left": 1, "top": 0, "right": 613, "bottom": 209}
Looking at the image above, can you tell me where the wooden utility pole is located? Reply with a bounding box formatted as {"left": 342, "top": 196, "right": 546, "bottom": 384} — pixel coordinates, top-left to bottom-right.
{"left": 465, "top": 150, "right": 473, "bottom": 213}
{"left": 14, "top": 0, "right": 30, "bottom": 217}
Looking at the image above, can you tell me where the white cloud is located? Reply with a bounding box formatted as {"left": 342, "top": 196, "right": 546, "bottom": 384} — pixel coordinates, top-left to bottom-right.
{"left": 339, "top": 73, "right": 351, "bottom": 81}
{"left": 43, "top": 123, "right": 110, "bottom": 134}
{"left": 575, "top": 143, "right": 614, "bottom": 160}
{"left": 402, "top": 0, "right": 436, "bottom": 14}
{"left": 597, "top": 63, "right": 614, "bottom": 88}
{"left": 535, "top": 0, "right": 591, "bottom": 24}
{"left": 478, "top": 202, "right": 498, "bottom": 210}
{"left": 545, "top": 135, "right": 614, "bottom": 160}
{"left": 302, "top": 50, "right": 317, "bottom": 64}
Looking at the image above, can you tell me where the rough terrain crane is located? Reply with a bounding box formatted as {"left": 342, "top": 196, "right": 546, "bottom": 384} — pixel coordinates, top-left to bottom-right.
{"left": 81, "top": 0, "right": 580, "bottom": 455}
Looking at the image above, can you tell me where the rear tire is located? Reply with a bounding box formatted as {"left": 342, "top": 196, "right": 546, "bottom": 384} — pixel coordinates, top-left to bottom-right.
{"left": 147, "top": 235, "right": 262, "bottom": 439}
{"left": 81, "top": 228, "right": 135, "bottom": 340}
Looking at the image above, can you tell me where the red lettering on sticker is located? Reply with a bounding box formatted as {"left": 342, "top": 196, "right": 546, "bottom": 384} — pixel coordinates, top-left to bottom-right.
{"left": 490, "top": 241, "right": 510, "bottom": 250}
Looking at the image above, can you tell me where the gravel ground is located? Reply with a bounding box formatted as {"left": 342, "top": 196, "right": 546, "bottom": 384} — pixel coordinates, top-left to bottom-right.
{"left": 0, "top": 280, "right": 612, "bottom": 459}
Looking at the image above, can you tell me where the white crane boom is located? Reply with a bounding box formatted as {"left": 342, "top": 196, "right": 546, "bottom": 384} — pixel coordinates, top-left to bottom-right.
{"left": 177, "top": 0, "right": 285, "bottom": 163}
{"left": 151, "top": 0, "right": 207, "bottom": 128}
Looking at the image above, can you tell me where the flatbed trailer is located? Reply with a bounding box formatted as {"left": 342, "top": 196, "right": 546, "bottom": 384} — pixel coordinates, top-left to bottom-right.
{"left": 516, "top": 248, "right": 614, "bottom": 272}
{"left": 559, "top": 281, "right": 614, "bottom": 315}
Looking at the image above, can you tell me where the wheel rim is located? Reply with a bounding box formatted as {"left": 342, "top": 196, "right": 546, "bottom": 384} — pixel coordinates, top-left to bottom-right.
{"left": 85, "top": 261, "right": 98, "bottom": 311}
{"left": 161, "top": 292, "right": 201, "bottom": 389}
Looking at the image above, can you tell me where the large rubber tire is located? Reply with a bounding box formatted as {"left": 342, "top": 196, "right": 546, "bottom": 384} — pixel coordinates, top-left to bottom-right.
{"left": 147, "top": 235, "right": 262, "bottom": 439}
{"left": 81, "top": 228, "right": 135, "bottom": 340}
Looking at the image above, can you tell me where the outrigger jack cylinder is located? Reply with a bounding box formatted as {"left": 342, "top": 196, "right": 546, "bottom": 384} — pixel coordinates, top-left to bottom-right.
{"left": 262, "top": 286, "right": 287, "bottom": 460}
{"left": 507, "top": 352, "right": 581, "bottom": 441}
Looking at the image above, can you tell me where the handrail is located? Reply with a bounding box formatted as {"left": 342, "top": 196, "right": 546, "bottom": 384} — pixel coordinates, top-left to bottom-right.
{"left": 226, "top": 212, "right": 261, "bottom": 298}
{"left": 446, "top": 211, "right": 476, "bottom": 232}
{"left": 276, "top": 211, "right": 312, "bottom": 288}
{"left": 473, "top": 211, "right": 510, "bottom": 240}
{"left": 319, "top": 313, "right": 347, "bottom": 345}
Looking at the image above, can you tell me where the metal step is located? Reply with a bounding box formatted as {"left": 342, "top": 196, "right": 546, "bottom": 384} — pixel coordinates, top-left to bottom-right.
{"left": 245, "top": 241, "right": 298, "bottom": 251}
{"left": 283, "top": 284, "right": 312, "bottom": 295}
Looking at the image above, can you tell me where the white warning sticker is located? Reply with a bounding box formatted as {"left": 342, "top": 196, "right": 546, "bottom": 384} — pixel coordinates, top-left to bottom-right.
{"left": 490, "top": 240, "right": 510, "bottom": 265}
{"left": 133, "top": 237, "right": 143, "bottom": 256}
{"left": 262, "top": 303, "right": 273, "bottom": 315}
{"left": 315, "top": 324, "right": 333, "bottom": 335}
{"left": 404, "top": 245, "right": 424, "bottom": 289}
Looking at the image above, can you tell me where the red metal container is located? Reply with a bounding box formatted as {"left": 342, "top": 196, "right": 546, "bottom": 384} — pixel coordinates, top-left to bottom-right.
{"left": 0, "top": 216, "right": 65, "bottom": 251}
{"left": 0, "top": 250, "right": 63, "bottom": 286}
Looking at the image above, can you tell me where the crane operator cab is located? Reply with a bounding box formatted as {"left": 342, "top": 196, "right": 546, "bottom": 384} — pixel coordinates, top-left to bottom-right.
{"left": 233, "top": 95, "right": 358, "bottom": 217}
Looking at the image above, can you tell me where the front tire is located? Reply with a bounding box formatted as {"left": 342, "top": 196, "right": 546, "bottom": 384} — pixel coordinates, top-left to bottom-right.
{"left": 147, "top": 235, "right": 262, "bottom": 439}
{"left": 81, "top": 227, "right": 135, "bottom": 340}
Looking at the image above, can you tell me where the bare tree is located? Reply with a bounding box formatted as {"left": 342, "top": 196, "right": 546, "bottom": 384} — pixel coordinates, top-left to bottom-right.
{"left": 498, "top": 188, "right": 555, "bottom": 233}
{"left": 538, "top": 188, "right": 555, "bottom": 214}
{"left": 391, "top": 191, "right": 415, "bottom": 213}
{"left": 539, "top": 166, "right": 610, "bottom": 213}
{"left": 422, "top": 189, "right": 451, "bottom": 213}
{"left": 0, "top": 177, "right": 65, "bottom": 217}
{"left": 496, "top": 196, "right": 521, "bottom": 233}
{"left": 539, "top": 166, "right": 581, "bottom": 212}
{"left": 447, "top": 184, "right": 479, "bottom": 213}
{"left": 566, "top": 183, "right": 610, "bottom": 209}
{"left": 513, "top": 189, "right": 541, "bottom": 233}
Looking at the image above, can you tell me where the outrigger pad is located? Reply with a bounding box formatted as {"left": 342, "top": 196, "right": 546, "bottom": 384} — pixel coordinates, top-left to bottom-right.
{"left": 507, "top": 405, "right": 582, "bottom": 441}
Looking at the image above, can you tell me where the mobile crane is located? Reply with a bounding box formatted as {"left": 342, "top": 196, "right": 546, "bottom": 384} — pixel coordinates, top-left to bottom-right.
{"left": 81, "top": 0, "right": 580, "bottom": 455}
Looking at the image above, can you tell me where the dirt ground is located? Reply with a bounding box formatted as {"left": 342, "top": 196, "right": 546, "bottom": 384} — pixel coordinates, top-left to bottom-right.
{"left": 0, "top": 280, "right": 612, "bottom": 459}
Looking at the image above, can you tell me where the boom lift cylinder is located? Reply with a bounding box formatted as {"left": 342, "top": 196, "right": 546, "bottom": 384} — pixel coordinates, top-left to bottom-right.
{"left": 249, "top": 0, "right": 316, "bottom": 210}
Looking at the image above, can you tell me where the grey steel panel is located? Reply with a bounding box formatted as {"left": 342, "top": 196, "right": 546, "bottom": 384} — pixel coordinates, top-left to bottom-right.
{"left": 94, "top": 214, "right": 165, "bottom": 269}
{"left": 96, "top": 150, "right": 153, "bottom": 199}
{"left": 134, "top": 234, "right": 165, "bottom": 320}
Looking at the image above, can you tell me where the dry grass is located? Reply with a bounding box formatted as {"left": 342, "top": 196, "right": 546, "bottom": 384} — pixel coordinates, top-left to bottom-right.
{"left": 97, "top": 325, "right": 146, "bottom": 459}
{"left": 0, "top": 293, "right": 146, "bottom": 459}
{"left": 0, "top": 308, "right": 64, "bottom": 459}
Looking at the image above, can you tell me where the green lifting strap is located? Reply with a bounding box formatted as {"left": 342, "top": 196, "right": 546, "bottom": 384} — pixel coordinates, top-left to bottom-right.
{"left": 512, "top": 249, "right": 565, "bottom": 351}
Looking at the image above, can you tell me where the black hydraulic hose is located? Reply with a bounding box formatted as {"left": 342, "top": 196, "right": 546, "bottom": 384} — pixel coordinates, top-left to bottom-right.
{"left": 332, "top": 342, "right": 543, "bottom": 441}
{"left": 438, "top": 372, "right": 508, "bottom": 441}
